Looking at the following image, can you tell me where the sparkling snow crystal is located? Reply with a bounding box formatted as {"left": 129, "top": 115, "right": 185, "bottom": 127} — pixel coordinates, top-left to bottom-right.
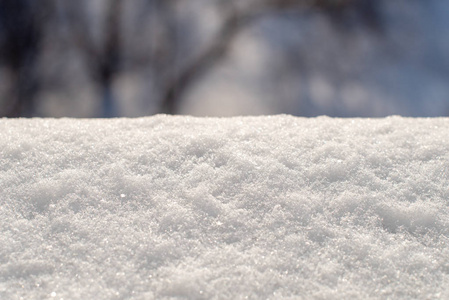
{"left": 1, "top": 115, "right": 448, "bottom": 299}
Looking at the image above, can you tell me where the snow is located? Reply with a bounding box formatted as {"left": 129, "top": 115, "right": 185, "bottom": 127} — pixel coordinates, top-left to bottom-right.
{"left": 1, "top": 115, "right": 448, "bottom": 299}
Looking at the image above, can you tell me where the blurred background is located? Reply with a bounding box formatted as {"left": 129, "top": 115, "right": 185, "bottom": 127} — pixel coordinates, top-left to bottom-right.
{"left": 0, "top": 0, "right": 448, "bottom": 118}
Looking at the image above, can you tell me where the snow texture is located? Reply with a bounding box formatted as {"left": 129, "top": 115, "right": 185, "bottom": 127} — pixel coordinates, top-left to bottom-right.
{"left": 1, "top": 115, "right": 448, "bottom": 299}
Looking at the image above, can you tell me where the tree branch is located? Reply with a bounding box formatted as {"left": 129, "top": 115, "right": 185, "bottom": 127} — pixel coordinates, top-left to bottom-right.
{"left": 159, "top": 5, "right": 252, "bottom": 114}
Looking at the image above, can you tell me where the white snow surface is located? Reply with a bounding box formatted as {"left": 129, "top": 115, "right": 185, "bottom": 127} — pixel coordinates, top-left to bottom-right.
{"left": 1, "top": 115, "right": 449, "bottom": 299}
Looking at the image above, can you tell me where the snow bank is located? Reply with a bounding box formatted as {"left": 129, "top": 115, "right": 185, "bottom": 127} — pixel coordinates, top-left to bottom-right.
{"left": 1, "top": 115, "right": 448, "bottom": 299}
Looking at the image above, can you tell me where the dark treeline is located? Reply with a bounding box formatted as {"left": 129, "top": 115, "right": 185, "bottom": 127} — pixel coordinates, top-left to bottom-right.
{"left": 1, "top": 0, "right": 447, "bottom": 117}
{"left": 0, "top": 0, "right": 385, "bottom": 117}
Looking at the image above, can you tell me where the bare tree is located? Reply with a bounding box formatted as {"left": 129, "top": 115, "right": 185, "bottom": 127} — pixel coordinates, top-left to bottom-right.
{"left": 0, "top": 0, "right": 48, "bottom": 117}
{"left": 59, "top": 0, "right": 123, "bottom": 117}
{"left": 160, "top": 2, "right": 251, "bottom": 114}
{"left": 159, "top": 0, "right": 383, "bottom": 114}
